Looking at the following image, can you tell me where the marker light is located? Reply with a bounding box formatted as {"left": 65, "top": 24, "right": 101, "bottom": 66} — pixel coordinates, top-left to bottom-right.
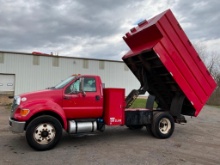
{"left": 20, "top": 109, "right": 30, "bottom": 116}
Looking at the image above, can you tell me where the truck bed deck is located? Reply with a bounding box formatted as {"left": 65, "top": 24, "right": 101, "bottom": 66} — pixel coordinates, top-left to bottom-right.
{"left": 122, "top": 9, "right": 217, "bottom": 117}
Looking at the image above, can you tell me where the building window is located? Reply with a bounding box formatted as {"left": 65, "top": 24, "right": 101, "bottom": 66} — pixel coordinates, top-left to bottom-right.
{"left": 83, "top": 59, "right": 89, "bottom": 69}
{"left": 99, "top": 61, "right": 105, "bottom": 70}
{"left": 0, "top": 53, "right": 4, "bottom": 64}
{"left": 33, "top": 56, "right": 40, "bottom": 65}
{"left": 124, "top": 64, "right": 129, "bottom": 71}
{"left": 53, "top": 57, "right": 59, "bottom": 67}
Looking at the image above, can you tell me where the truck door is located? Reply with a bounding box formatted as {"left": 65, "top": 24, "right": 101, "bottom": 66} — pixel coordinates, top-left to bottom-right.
{"left": 63, "top": 77, "right": 103, "bottom": 119}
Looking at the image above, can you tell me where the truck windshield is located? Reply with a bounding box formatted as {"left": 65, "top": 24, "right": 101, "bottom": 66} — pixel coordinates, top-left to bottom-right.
{"left": 54, "top": 76, "right": 75, "bottom": 89}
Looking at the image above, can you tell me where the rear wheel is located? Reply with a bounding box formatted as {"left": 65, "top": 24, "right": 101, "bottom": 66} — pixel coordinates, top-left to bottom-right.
{"left": 151, "top": 112, "right": 174, "bottom": 138}
{"left": 26, "top": 115, "right": 63, "bottom": 151}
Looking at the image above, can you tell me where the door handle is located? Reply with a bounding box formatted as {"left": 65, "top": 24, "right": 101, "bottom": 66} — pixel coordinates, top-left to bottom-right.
{"left": 95, "top": 95, "right": 100, "bottom": 101}
{"left": 64, "top": 96, "right": 71, "bottom": 100}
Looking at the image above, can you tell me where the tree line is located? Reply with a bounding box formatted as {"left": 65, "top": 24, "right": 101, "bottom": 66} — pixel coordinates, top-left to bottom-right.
{"left": 195, "top": 43, "right": 220, "bottom": 106}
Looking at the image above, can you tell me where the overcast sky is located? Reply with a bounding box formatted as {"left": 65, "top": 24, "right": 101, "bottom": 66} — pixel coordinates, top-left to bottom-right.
{"left": 0, "top": 0, "right": 219, "bottom": 60}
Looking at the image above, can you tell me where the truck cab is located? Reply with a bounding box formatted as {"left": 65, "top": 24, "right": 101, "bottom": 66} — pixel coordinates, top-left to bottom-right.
{"left": 62, "top": 75, "right": 103, "bottom": 119}
{"left": 9, "top": 75, "right": 105, "bottom": 150}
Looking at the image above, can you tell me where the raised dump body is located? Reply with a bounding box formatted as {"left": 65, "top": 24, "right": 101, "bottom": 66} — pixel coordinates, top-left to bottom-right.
{"left": 122, "top": 9, "right": 217, "bottom": 117}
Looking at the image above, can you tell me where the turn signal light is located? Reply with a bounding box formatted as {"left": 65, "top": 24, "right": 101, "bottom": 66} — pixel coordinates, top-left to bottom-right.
{"left": 20, "top": 109, "right": 30, "bottom": 116}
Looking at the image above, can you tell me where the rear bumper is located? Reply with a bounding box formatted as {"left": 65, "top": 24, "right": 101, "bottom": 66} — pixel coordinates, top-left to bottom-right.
{"left": 9, "top": 118, "right": 26, "bottom": 133}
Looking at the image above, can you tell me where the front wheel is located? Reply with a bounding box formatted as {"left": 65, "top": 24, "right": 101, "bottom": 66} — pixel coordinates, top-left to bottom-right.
{"left": 151, "top": 112, "right": 174, "bottom": 139}
{"left": 26, "top": 115, "right": 63, "bottom": 151}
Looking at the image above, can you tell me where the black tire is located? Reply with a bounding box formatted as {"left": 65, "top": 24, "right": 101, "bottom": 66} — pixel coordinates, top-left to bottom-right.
{"left": 26, "top": 115, "right": 63, "bottom": 151}
{"left": 127, "top": 125, "right": 144, "bottom": 130}
{"left": 151, "top": 112, "right": 174, "bottom": 139}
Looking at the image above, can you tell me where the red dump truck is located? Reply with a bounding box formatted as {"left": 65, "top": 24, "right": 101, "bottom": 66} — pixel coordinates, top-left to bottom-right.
{"left": 9, "top": 9, "right": 217, "bottom": 151}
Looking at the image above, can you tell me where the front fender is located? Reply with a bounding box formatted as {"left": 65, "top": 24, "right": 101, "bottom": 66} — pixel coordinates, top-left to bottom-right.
{"left": 14, "top": 99, "right": 68, "bottom": 130}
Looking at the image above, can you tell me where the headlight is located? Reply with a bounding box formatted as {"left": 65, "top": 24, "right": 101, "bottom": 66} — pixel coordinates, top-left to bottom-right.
{"left": 15, "top": 96, "right": 21, "bottom": 105}
{"left": 11, "top": 96, "right": 21, "bottom": 117}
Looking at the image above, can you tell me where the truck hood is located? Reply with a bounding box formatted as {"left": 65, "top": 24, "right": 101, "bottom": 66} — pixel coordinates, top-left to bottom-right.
{"left": 19, "top": 89, "right": 63, "bottom": 102}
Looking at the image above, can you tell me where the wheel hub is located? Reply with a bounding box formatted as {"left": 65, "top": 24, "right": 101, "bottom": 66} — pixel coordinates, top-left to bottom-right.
{"left": 159, "top": 118, "right": 171, "bottom": 134}
{"left": 41, "top": 131, "right": 49, "bottom": 137}
{"left": 33, "top": 123, "right": 56, "bottom": 145}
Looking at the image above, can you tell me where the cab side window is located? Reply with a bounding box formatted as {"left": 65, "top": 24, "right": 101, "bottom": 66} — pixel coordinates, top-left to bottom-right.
{"left": 84, "top": 78, "right": 96, "bottom": 92}
{"left": 65, "top": 79, "right": 80, "bottom": 94}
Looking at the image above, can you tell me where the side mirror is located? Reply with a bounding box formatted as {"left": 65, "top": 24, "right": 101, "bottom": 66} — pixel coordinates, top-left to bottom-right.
{"left": 82, "top": 91, "right": 86, "bottom": 97}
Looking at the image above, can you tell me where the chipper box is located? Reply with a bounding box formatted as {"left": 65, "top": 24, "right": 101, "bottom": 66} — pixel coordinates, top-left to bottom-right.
{"left": 123, "top": 9, "right": 217, "bottom": 118}
{"left": 9, "top": 9, "right": 217, "bottom": 151}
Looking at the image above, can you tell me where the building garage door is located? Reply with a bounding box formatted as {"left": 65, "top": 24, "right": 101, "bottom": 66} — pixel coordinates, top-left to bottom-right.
{"left": 0, "top": 74, "right": 15, "bottom": 93}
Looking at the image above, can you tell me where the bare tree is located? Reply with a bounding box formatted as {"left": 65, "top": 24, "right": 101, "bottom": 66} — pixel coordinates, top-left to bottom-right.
{"left": 194, "top": 42, "right": 220, "bottom": 105}
{"left": 194, "top": 43, "right": 220, "bottom": 79}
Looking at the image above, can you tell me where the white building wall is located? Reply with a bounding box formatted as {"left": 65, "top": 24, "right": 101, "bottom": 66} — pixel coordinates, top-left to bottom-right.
{"left": 0, "top": 52, "right": 140, "bottom": 95}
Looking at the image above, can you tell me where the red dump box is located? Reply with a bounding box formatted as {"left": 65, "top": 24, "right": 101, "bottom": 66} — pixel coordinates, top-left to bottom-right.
{"left": 122, "top": 9, "right": 217, "bottom": 117}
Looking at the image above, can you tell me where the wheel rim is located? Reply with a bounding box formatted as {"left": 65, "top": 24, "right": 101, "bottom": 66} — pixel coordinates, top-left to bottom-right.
{"left": 33, "top": 123, "right": 56, "bottom": 145}
{"left": 159, "top": 118, "right": 171, "bottom": 134}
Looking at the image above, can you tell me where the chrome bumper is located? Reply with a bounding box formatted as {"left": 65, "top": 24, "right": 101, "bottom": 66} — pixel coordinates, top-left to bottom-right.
{"left": 9, "top": 118, "right": 26, "bottom": 133}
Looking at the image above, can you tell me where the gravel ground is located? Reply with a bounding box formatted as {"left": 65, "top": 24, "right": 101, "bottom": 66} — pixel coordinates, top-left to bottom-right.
{"left": 0, "top": 105, "right": 220, "bottom": 165}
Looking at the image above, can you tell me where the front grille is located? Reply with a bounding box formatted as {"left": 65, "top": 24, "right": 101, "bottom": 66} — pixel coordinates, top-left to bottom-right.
{"left": 11, "top": 99, "right": 17, "bottom": 111}
{"left": 10, "top": 97, "right": 18, "bottom": 118}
